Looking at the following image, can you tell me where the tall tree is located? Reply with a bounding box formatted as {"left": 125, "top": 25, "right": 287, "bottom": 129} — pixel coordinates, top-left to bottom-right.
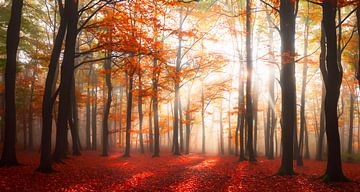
{"left": 297, "top": 2, "right": 310, "bottom": 166}
{"left": 0, "top": 0, "right": 23, "bottom": 166}
{"left": 278, "top": 0, "right": 298, "bottom": 175}
{"left": 53, "top": 0, "right": 79, "bottom": 162}
{"left": 244, "top": 0, "right": 255, "bottom": 162}
{"left": 316, "top": 24, "right": 326, "bottom": 161}
{"left": 38, "top": 0, "right": 67, "bottom": 172}
{"left": 321, "top": 0, "right": 347, "bottom": 182}
{"left": 102, "top": 52, "right": 112, "bottom": 156}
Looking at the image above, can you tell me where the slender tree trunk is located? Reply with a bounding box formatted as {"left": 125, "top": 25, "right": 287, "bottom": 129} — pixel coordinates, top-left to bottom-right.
{"left": 179, "top": 98, "right": 184, "bottom": 153}
{"left": 53, "top": 0, "right": 78, "bottom": 162}
{"left": 38, "top": 0, "right": 66, "bottom": 172}
{"left": 265, "top": 10, "right": 275, "bottom": 160}
{"left": 347, "top": 93, "right": 354, "bottom": 156}
{"left": 152, "top": 57, "right": 160, "bottom": 157}
{"left": 304, "top": 119, "right": 310, "bottom": 159}
{"left": 138, "top": 69, "right": 144, "bottom": 154}
{"left": 28, "top": 67, "right": 35, "bottom": 150}
{"left": 316, "top": 24, "right": 326, "bottom": 161}
{"left": 185, "top": 85, "right": 192, "bottom": 154}
{"left": 253, "top": 85, "right": 258, "bottom": 157}
{"left": 70, "top": 77, "right": 81, "bottom": 156}
{"left": 201, "top": 83, "right": 206, "bottom": 154}
{"left": 149, "top": 99, "right": 153, "bottom": 153}
{"left": 123, "top": 73, "right": 134, "bottom": 157}
{"left": 322, "top": 0, "right": 346, "bottom": 181}
{"left": 85, "top": 67, "right": 92, "bottom": 150}
{"left": 244, "top": 0, "right": 255, "bottom": 162}
{"left": 102, "top": 53, "right": 112, "bottom": 156}
{"left": 228, "top": 92, "right": 232, "bottom": 155}
{"left": 172, "top": 7, "right": 183, "bottom": 156}
{"left": 278, "top": 0, "right": 297, "bottom": 175}
{"left": 92, "top": 83, "right": 98, "bottom": 151}
{"left": 119, "top": 85, "right": 123, "bottom": 148}
{"left": 0, "top": 0, "right": 23, "bottom": 167}
{"left": 297, "top": 6, "right": 309, "bottom": 166}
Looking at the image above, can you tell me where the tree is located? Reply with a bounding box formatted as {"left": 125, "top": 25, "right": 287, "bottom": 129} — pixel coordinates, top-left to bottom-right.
{"left": 277, "top": 0, "right": 298, "bottom": 175}
{"left": 244, "top": 0, "right": 255, "bottom": 162}
{"left": 38, "top": 0, "right": 67, "bottom": 172}
{"left": 53, "top": 0, "right": 79, "bottom": 162}
{"left": 0, "top": 0, "right": 23, "bottom": 167}
{"left": 321, "top": 0, "right": 347, "bottom": 182}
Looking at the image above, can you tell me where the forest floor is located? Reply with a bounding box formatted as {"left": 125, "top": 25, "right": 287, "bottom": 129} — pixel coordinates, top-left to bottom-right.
{"left": 1, "top": 151, "right": 360, "bottom": 192}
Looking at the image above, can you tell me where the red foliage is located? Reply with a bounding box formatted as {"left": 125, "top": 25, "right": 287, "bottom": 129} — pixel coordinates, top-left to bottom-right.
{"left": 1, "top": 152, "right": 360, "bottom": 191}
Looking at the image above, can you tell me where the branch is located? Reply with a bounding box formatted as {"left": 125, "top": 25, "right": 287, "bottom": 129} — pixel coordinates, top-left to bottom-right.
{"left": 336, "top": 7, "right": 358, "bottom": 28}
{"left": 305, "top": 0, "right": 323, "bottom": 6}
{"left": 260, "top": 0, "right": 279, "bottom": 13}
{"left": 295, "top": 46, "right": 321, "bottom": 63}
{"left": 340, "top": 26, "right": 357, "bottom": 54}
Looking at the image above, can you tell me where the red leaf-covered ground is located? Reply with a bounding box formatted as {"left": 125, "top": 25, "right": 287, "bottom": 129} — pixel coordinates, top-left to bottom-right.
{"left": 1, "top": 151, "right": 360, "bottom": 191}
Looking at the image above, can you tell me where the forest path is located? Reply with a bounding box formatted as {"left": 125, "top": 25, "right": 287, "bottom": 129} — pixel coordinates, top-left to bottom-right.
{"left": 1, "top": 151, "right": 360, "bottom": 191}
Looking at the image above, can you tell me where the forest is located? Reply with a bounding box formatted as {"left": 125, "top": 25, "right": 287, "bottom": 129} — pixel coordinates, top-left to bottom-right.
{"left": 0, "top": 0, "right": 360, "bottom": 191}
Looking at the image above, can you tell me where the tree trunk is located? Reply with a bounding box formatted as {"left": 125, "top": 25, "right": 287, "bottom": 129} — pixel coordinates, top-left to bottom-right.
{"left": 185, "top": 85, "right": 192, "bottom": 155}
{"left": 172, "top": 7, "right": 183, "bottom": 156}
{"left": 297, "top": 5, "right": 309, "bottom": 166}
{"left": 53, "top": 0, "right": 78, "bottom": 162}
{"left": 38, "top": 0, "right": 66, "bottom": 172}
{"left": 0, "top": 0, "right": 23, "bottom": 167}
{"left": 278, "top": 0, "right": 297, "bottom": 175}
{"left": 179, "top": 98, "right": 184, "bottom": 153}
{"left": 265, "top": 9, "right": 276, "bottom": 160}
{"left": 123, "top": 73, "right": 134, "bottom": 157}
{"left": 70, "top": 77, "right": 81, "bottom": 156}
{"left": 119, "top": 85, "right": 123, "bottom": 148}
{"left": 201, "top": 83, "right": 206, "bottom": 154}
{"left": 85, "top": 67, "right": 92, "bottom": 150}
{"left": 220, "top": 102, "right": 224, "bottom": 155}
{"left": 322, "top": 0, "right": 346, "bottom": 181}
{"left": 152, "top": 58, "right": 160, "bottom": 157}
{"left": 28, "top": 66, "right": 35, "bottom": 150}
{"left": 245, "top": 0, "right": 255, "bottom": 162}
{"left": 92, "top": 83, "right": 98, "bottom": 151}
{"left": 149, "top": 99, "right": 153, "bottom": 153}
{"left": 138, "top": 69, "right": 144, "bottom": 154}
{"left": 102, "top": 53, "right": 112, "bottom": 156}
{"left": 316, "top": 24, "right": 326, "bottom": 161}
{"left": 304, "top": 119, "right": 310, "bottom": 159}
{"left": 347, "top": 93, "right": 354, "bottom": 156}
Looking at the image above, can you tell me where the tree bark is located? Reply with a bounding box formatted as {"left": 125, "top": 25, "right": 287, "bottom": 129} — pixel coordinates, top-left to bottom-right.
{"left": 278, "top": 0, "right": 297, "bottom": 175}
{"left": 38, "top": 0, "right": 66, "bottom": 172}
{"left": 152, "top": 58, "right": 160, "bottom": 157}
{"left": 123, "top": 73, "right": 134, "bottom": 157}
{"left": 92, "top": 82, "right": 98, "bottom": 151}
{"left": 347, "top": 93, "right": 354, "bottom": 156}
{"left": 179, "top": 98, "right": 184, "bottom": 153}
{"left": 138, "top": 69, "right": 144, "bottom": 154}
{"left": 316, "top": 24, "right": 326, "bottom": 161}
{"left": 149, "top": 99, "right": 153, "bottom": 153}
{"left": 321, "top": 0, "right": 346, "bottom": 181}
{"left": 297, "top": 5, "right": 309, "bottom": 166}
{"left": 85, "top": 67, "right": 92, "bottom": 150}
{"left": 70, "top": 77, "right": 81, "bottom": 156}
{"left": 0, "top": 0, "right": 23, "bottom": 167}
{"left": 185, "top": 85, "right": 192, "bottom": 154}
{"left": 53, "top": 0, "right": 78, "bottom": 162}
{"left": 102, "top": 53, "right": 112, "bottom": 156}
{"left": 245, "top": 0, "right": 255, "bottom": 162}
